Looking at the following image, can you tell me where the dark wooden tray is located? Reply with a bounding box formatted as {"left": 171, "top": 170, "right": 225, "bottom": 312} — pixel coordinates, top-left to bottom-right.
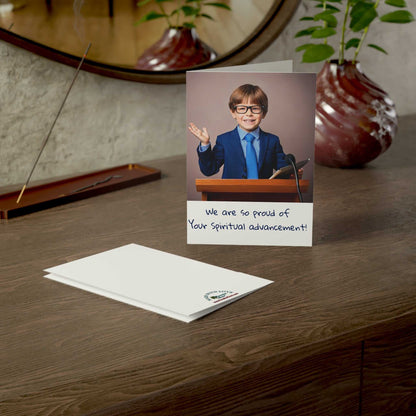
{"left": 0, "top": 163, "right": 161, "bottom": 219}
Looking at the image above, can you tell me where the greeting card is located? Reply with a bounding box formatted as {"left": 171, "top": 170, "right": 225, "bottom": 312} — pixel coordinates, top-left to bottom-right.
{"left": 187, "top": 62, "right": 315, "bottom": 246}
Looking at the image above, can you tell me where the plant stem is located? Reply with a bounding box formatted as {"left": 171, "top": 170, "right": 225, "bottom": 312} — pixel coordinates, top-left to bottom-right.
{"left": 176, "top": 0, "right": 181, "bottom": 27}
{"left": 353, "top": 0, "right": 380, "bottom": 63}
{"left": 352, "top": 27, "right": 368, "bottom": 63}
{"left": 339, "top": 0, "right": 351, "bottom": 64}
{"left": 157, "top": 1, "right": 172, "bottom": 27}
{"left": 191, "top": 0, "right": 201, "bottom": 26}
{"left": 323, "top": 0, "right": 327, "bottom": 45}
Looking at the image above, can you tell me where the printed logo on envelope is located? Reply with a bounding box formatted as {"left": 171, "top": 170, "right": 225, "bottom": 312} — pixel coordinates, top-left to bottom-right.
{"left": 204, "top": 290, "right": 238, "bottom": 303}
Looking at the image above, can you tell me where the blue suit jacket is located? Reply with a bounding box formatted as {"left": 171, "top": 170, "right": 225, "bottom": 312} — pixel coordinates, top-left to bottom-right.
{"left": 197, "top": 127, "right": 287, "bottom": 179}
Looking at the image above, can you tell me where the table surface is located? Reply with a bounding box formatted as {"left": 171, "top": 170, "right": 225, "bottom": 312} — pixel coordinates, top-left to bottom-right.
{"left": 1, "top": 115, "right": 415, "bottom": 415}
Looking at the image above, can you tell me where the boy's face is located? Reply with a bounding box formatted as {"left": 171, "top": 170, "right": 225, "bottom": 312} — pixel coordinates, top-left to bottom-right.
{"left": 230, "top": 99, "right": 265, "bottom": 132}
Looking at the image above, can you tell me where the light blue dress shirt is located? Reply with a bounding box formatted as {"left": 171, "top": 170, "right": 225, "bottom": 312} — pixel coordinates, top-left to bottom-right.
{"left": 237, "top": 126, "right": 260, "bottom": 161}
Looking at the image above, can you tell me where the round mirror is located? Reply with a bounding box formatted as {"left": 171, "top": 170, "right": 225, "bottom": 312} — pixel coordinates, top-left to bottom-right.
{"left": 0, "top": 0, "right": 300, "bottom": 83}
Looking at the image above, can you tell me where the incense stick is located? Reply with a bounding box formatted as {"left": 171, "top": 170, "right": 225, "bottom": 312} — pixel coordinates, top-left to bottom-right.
{"left": 16, "top": 43, "right": 92, "bottom": 204}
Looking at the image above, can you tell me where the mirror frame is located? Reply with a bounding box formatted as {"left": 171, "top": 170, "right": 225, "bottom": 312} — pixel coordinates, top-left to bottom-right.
{"left": 0, "top": 0, "right": 300, "bottom": 84}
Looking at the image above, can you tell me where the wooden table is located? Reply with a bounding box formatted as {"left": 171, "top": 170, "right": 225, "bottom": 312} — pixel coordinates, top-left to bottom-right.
{"left": 1, "top": 115, "right": 415, "bottom": 416}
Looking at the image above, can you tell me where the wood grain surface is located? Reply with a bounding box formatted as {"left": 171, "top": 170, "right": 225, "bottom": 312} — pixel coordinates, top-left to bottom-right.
{"left": 362, "top": 328, "right": 416, "bottom": 416}
{"left": 1, "top": 115, "right": 415, "bottom": 415}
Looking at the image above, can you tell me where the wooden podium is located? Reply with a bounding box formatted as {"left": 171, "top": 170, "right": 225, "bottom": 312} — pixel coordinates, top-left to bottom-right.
{"left": 195, "top": 179, "right": 309, "bottom": 202}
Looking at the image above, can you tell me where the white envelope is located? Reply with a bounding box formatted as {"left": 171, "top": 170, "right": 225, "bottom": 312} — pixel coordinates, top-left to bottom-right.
{"left": 44, "top": 243, "right": 272, "bottom": 322}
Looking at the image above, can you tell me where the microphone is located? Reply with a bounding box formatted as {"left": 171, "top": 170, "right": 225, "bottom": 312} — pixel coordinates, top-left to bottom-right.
{"left": 285, "top": 154, "right": 303, "bottom": 202}
{"left": 284, "top": 154, "right": 296, "bottom": 164}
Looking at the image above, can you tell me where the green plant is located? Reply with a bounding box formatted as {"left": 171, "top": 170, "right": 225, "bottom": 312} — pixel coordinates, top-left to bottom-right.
{"left": 295, "top": 0, "right": 414, "bottom": 63}
{"left": 136, "top": 0, "right": 231, "bottom": 29}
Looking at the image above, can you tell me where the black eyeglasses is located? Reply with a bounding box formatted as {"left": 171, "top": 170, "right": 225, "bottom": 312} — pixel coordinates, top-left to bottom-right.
{"left": 234, "top": 105, "right": 264, "bottom": 114}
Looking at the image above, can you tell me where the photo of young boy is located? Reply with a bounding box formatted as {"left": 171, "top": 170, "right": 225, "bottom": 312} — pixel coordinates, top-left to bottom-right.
{"left": 186, "top": 71, "right": 316, "bottom": 202}
{"left": 189, "top": 84, "right": 288, "bottom": 180}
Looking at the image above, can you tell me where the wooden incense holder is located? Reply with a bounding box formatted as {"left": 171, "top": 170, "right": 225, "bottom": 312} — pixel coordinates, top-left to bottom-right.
{"left": 0, "top": 163, "right": 161, "bottom": 219}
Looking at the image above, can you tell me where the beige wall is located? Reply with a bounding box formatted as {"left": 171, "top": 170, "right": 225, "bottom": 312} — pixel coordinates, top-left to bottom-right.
{"left": 1, "top": 1, "right": 415, "bottom": 187}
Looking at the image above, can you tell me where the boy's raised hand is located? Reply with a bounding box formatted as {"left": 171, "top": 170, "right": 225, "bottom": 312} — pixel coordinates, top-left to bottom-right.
{"left": 188, "top": 122, "right": 210, "bottom": 146}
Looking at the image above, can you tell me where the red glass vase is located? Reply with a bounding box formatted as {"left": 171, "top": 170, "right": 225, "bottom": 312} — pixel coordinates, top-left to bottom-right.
{"left": 315, "top": 60, "right": 397, "bottom": 167}
{"left": 135, "top": 27, "right": 217, "bottom": 71}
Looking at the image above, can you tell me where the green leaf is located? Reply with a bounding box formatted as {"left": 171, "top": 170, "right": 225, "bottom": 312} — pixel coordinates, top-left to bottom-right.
{"left": 204, "top": 2, "right": 232, "bottom": 10}
{"left": 300, "top": 17, "right": 315, "bottom": 21}
{"left": 314, "top": 12, "right": 338, "bottom": 27}
{"left": 350, "top": 3, "right": 378, "bottom": 32}
{"left": 295, "top": 43, "right": 315, "bottom": 52}
{"left": 201, "top": 13, "right": 214, "bottom": 20}
{"left": 136, "top": 11, "right": 167, "bottom": 23}
{"left": 385, "top": 0, "right": 407, "bottom": 7}
{"left": 316, "top": 4, "right": 341, "bottom": 11}
{"left": 380, "top": 10, "right": 415, "bottom": 23}
{"left": 137, "top": 0, "right": 153, "bottom": 6}
{"left": 295, "top": 26, "right": 322, "bottom": 38}
{"left": 311, "top": 27, "right": 337, "bottom": 38}
{"left": 183, "top": 22, "right": 196, "bottom": 28}
{"left": 368, "top": 44, "right": 388, "bottom": 53}
{"left": 350, "top": 1, "right": 374, "bottom": 15}
{"left": 302, "top": 44, "right": 335, "bottom": 62}
{"left": 181, "top": 5, "right": 199, "bottom": 16}
{"left": 345, "top": 38, "right": 360, "bottom": 49}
